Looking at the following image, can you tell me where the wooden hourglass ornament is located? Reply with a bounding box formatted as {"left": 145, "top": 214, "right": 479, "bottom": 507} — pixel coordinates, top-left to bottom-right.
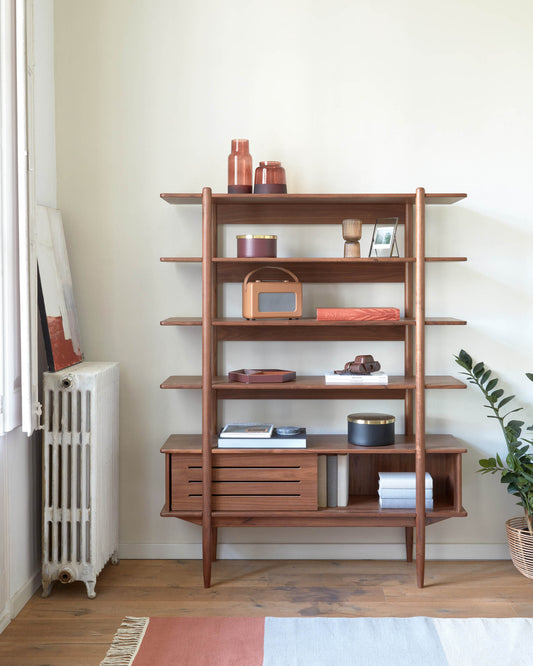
{"left": 342, "top": 219, "right": 362, "bottom": 257}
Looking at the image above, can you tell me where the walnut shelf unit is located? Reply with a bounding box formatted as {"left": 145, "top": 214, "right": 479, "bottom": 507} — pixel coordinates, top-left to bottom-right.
{"left": 159, "top": 188, "right": 468, "bottom": 588}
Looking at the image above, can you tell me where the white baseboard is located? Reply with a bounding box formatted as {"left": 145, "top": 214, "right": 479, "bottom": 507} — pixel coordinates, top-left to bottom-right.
{"left": 119, "top": 542, "right": 511, "bottom": 561}
{"left": 0, "top": 607, "right": 11, "bottom": 634}
{"left": 0, "top": 570, "right": 41, "bottom": 635}
{"left": 10, "top": 570, "right": 41, "bottom": 617}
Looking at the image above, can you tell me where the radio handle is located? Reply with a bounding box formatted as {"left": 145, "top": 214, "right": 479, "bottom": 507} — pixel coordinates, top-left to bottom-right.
{"left": 243, "top": 266, "right": 300, "bottom": 288}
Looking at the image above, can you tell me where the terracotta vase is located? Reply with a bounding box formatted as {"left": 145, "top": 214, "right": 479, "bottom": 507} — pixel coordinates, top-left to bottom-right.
{"left": 254, "top": 161, "right": 287, "bottom": 194}
{"left": 228, "top": 139, "right": 252, "bottom": 193}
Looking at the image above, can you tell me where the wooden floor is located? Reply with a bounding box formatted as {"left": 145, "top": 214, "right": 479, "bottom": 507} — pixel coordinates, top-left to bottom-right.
{"left": 0, "top": 559, "right": 531, "bottom": 665}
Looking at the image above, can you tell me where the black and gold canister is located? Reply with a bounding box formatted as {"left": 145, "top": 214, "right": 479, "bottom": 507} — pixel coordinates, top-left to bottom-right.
{"left": 347, "top": 413, "right": 395, "bottom": 446}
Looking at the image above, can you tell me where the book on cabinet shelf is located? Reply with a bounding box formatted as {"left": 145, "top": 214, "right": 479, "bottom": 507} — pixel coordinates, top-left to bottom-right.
{"left": 219, "top": 423, "right": 274, "bottom": 438}
{"left": 326, "top": 456, "right": 337, "bottom": 507}
{"left": 379, "top": 488, "right": 432, "bottom": 499}
{"left": 379, "top": 498, "right": 434, "bottom": 509}
{"left": 337, "top": 455, "right": 349, "bottom": 507}
{"left": 318, "top": 456, "right": 327, "bottom": 508}
{"left": 378, "top": 472, "right": 434, "bottom": 510}
{"left": 319, "top": 454, "right": 349, "bottom": 508}
{"left": 378, "top": 472, "right": 433, "bottom": 489}
{"left": 324, "top": 371, "right": 388, "bottom": 384}
{"left": 218, "top": 428, "right": 307, "bottom": 449}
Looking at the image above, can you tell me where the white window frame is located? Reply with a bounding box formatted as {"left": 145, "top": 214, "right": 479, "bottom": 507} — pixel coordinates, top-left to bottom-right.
{"left": 1, "top": 0, "right": 37, "bottom": 436}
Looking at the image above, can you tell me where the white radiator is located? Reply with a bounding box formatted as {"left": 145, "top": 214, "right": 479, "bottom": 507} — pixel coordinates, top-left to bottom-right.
{"left": 41, "top": 361, "right": 119, "bottom": 598}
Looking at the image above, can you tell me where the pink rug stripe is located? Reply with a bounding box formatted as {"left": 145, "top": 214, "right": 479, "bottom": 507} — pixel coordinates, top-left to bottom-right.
{"left": 111, "top": 617, "right": 265, "bottom": 666}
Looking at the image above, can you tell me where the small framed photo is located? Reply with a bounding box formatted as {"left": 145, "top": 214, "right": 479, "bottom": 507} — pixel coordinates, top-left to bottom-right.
{"left": 369, "top": 218, "right": 399, "bottom": 257}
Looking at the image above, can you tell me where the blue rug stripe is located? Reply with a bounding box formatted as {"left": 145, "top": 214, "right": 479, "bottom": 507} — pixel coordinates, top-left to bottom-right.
{"left": 263, "top": 617, "right": 449, "bottom": 666}
{"left": 434, "top": 617, "right": 533, "bottom": 666}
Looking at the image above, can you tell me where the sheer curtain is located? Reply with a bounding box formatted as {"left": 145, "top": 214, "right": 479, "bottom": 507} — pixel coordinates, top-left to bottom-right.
{"left": 0, "top": 0, "right": 37, "bottom": 436}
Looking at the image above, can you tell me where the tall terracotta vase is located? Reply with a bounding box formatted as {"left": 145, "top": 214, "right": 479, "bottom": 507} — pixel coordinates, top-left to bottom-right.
{"left": 228, "top": 139, "right": 252, "bottom": 193}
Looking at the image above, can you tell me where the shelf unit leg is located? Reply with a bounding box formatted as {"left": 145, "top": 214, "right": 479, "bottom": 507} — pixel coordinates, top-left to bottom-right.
{"left": 405, "top": 527, "right": 413, "bottom": 562}
{"left": 211, "top": 527, "right": 218, "bottom": 562}
{"left": 415, "top": 186, "right": 427, "bottom": 590}
{"left": 202, "top": 523, "right": 212, "bottom": 588}
{"left": 201, "top": 186, "right": 214, "bottom": 589}
{"left": 416, "top": 520, "right": 425, "bottom": 588}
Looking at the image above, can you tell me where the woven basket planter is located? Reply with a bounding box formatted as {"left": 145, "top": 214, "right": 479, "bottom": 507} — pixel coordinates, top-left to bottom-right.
{"left": 506, "top": 517, "right": 533, "bottom": 580}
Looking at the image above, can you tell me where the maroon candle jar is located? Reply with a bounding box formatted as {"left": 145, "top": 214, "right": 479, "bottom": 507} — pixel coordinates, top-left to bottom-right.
{"left": 254, "top": 161, "right": 287, "bottom": 194}
{"left": 237, "top": 234, "right": 277, "bottom": 258}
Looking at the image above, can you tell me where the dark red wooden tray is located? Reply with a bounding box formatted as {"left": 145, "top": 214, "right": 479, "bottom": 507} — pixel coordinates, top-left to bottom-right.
{"left": 228, "top": 369, "right": 296, "bottom": 383}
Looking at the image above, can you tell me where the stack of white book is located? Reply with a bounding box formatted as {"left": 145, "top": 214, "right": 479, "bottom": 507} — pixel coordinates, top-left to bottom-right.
{"left": 378, "top": 472, "right": 433, "bottom": 509}
{"left": 218, "top": 424, "right": 307, "bottom": 448}
{"left": 324, "top": 371, "right": 388, "bottom": 384}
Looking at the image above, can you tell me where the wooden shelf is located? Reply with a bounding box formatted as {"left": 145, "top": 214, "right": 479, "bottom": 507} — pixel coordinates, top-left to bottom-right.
{"left": 162, "top": 507, "right": 466, "bottom": 526}
{"left": 161, "top": 316, "right": 467, "bottom": 342}
{"left": 211, "top": 318, "right": 466, "bottom": 342}
{"left": 159, "top": 257, "right": 467, "bottom": 285}
{"left": 159, "top": 186, "right": 468, "bottom": 588}
{"left": 161, "top": 508, "right": 466, "bottom": 527}
{"left": 161, "top": 433, "right": 467, "bottom": 454}
{"left": 160, "top": 376, "right": 202, "bottom": 389}
{"left": 160, "top": 375, "right": 466, "bottom": 394}
{"left": 161, "top": 192, "right": 466, "bottom": 227}
{"left": 161, "top": 192, "right": 467, "bottom": 206}
{"left": 209, "top": 317, "right": 467, "bottom": 325}
{"left": 161, "top": 317, "right": 202, "bottom": 326}
{"left": 161, "top": 256, "right": 467, "bottom": 263}
{"left": 161, "top": 317, "right": 466, "bottom": 325}
{"left": 160, "top": 257, "right": 202, "bottom": 263}
{"left": 213, "top": 257, "right": 467, "bottom": 284}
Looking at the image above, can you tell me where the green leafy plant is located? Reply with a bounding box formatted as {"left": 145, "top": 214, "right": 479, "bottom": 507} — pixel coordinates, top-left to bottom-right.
{"left": 454, "top": 349, "right": 533, "bottom": 534}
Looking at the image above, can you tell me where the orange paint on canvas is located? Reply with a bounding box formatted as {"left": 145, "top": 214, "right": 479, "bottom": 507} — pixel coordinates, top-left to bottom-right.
{"left": 47, "top": 316, "right": 83, "bottom": 371}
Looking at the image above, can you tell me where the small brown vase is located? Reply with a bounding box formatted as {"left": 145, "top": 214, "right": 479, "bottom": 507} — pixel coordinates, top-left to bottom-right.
{"left": 254, "top": 161, "right": 287, "bottom": 194}
{"left": 342, "top": 219, "right": 362, "bottom": 257}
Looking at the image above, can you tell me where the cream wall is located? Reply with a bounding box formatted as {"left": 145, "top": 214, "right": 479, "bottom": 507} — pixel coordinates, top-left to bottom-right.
{"left": 54, "top": 0, "right": 533, "bottom": 560}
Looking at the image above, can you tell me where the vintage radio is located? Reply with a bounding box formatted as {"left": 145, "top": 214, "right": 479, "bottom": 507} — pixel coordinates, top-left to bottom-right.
{"left": 242, "top": 266, "right": 302, "bottom": 320}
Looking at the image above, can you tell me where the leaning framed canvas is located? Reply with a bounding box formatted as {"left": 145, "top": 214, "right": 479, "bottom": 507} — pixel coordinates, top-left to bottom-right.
{"left": 369, "top": 217, "right": 399, "bottom": 257}
{"left": 36, "top": 206, "right": 83, "bottom": 371}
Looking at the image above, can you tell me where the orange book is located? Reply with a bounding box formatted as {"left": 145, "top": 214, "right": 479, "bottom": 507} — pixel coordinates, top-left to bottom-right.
{"left": 316, "top": 307, "right": 400, "bottom": 321}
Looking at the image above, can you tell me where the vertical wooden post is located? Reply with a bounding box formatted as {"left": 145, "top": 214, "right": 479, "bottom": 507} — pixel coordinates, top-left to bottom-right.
{"left": 404, "top": 202, "right": 415, "bottom": 563}
{"left": 404, "top": 201, "right": 415, "bottom": 437}
{"left": 201, "top": 187, "right": 213, "bottom": 587}
{"left": 455, "top": 455, "right": 463, "bottom": 513}
{"left": 210, "top": 204, "right": 218, "bottom": 562}
{"left": 415, "top": 187, "right": 426, "bottom": 588}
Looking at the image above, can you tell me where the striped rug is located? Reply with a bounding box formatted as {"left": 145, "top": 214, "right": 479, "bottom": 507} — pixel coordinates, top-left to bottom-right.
{"left": 101, "top": 616, "right": 533, "bottom": 665}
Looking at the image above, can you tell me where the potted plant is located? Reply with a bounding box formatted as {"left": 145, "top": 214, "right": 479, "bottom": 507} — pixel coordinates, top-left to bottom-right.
{"left": 455, "top": 349, "right": 533, "bottom": 578}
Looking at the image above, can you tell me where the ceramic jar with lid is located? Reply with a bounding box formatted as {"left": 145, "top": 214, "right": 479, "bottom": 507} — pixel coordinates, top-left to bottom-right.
{"left": 347, "top": 413, "right": 395, "bottom": 446}
{"left": 236, "top": 234, "right": 277, "bottom": 258}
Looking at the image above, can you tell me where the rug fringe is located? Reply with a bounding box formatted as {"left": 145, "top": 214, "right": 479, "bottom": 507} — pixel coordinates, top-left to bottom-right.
{"left": 100, "top": 616, "right": 149, "bottom": 665}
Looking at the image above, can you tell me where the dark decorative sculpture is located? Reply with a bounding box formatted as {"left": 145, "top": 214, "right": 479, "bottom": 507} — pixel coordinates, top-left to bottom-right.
{"left": 335, "top": 354, "right": 381, "bottom": 375}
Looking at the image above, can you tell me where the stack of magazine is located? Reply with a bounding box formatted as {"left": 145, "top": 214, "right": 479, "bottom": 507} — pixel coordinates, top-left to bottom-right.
{"left": 324, "top": 371, "right": 388, "bottom": 384}
{"left": 218, "top": 424, "right": 307, "bottom": 448}
{"left": 378, "top": 472, "right": 433, "bottom": 509}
